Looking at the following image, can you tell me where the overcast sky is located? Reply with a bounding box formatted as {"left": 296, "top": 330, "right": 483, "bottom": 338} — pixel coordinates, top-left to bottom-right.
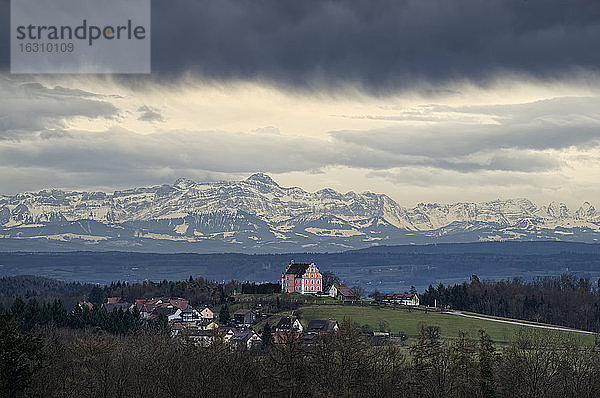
{"left": 1, "top": 0, "right": 600, "bottom": 208}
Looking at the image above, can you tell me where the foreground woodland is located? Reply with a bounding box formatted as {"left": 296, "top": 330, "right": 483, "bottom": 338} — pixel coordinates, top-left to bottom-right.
{"left": 3, "top": 311, "right": 600, "bottom": 398}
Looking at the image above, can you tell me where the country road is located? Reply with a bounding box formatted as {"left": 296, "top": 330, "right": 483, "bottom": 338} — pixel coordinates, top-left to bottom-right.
{"left": 442, "top": 311, "right": 597, "bottom": 335}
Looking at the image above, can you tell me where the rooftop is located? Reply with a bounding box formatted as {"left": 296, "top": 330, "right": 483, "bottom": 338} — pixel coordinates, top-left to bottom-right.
{"left": 333, "top": 283, "right": 355, "bottom": 297}
{"left": 284, "top": 263, "right": 312, "bottom": 276}
{"left": 379, "top": 293, "right": 418, "bottom": 299}
{"left": 306, "top": 319, "right": 338, "bottom": 333}
{"left": 276, "top": 316, "right": 292, "bottom": 329}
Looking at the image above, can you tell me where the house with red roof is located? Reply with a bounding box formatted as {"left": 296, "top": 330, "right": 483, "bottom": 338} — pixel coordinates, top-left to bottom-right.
{"left": 281, "top": 261, "right": 323, "bottom": 294}
{"left": 135, "top": 297, "right": 189, "bottom": 319}
{"left": 102, "top": 297, "right": 134, "bottom": 312}
{"left": 328, "top": 283, "right": 357, "bottom": 301}
{"left": 234, "top": 309, "right": 256, "bottom": 327}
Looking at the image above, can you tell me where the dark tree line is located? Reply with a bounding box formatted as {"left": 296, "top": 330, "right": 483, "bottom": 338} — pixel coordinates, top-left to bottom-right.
{"left": 240, "top": 282, "right": 281, "bottom": 294}
{"left": 0, "top": 276, "right": 241, "bottom": 314}
{"left": 422, "top": 274, "right": 600, "bottom": 331}
{"left": 92, "top": 277, "right": 231, "bottom": 307}
{"left": 7, "top": 296, "right": 163, "bottom": 336}
{"left": 3, "top": 314, "right": 600, "bottom": 398}
{"left": 0, "top": 276, "right": 94, "bottom": 313}
{"left": 0, "top": 312, "right": 43, "bottom": 398}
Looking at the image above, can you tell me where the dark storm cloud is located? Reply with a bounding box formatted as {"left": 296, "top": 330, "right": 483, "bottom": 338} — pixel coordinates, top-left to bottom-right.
{"left": 0, "top": 77, "right": 597, "bottom": 194}
{"left": 149, "top": 0, "right": 600, "bottom": 89}
{"left": 2, "top": 0, "right": 600, "bottom": 89}
{"left": 0, "top": 77, "right": 594, "bottom": 195}
{"left": 0, "top": 0, "right": 9, "bottom": 70}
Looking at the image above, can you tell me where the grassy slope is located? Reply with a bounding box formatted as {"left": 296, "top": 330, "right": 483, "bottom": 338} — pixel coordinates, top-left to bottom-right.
{"left": 233, "top": 293, "right": 338, "bottom": 304}
{"left": 261, "top": 305, "right": 595, "bottom": 345}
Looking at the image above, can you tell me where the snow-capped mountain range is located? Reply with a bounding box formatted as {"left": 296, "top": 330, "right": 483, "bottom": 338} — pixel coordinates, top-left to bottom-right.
{"left": 1, "top": 173, "right": 599, "bottom": 253}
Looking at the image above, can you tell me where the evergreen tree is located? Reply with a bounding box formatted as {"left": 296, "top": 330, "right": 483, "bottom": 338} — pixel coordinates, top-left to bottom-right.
{"left": 219, "top": 285, "right": 226, "bottom": 304}
{"left": 377, "top": 319, "right": 390, "bottom": 333}
{"left": 23, "top": 298, "right": 41, "bottom": 332}
{"left": 10, "top": 296, "right": 25, "bottom": 320}
{"left": 144, "top": 313, "right": 170, "bottom": 336}
{"left": 0, "top": 312, "right": 43, "bottom": 398}
{"left": 361, "top": 324, "right": 374, "bottom": 334}
{"left": 88, "top": 285, "right": 104, "bottom": 308}
{"left": 262, "top": 322, "right": 272, "bottom": 347}
{"left": 219, "top": 303, "right": 230, "bottom": 325}
{"left": 49, "top": 299, "right": 67, "bottom": 327}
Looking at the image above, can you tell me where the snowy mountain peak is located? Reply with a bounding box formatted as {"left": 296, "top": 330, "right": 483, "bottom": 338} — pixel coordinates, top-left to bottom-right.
{"left": 575, "top": 202, "right": 598, "bottom": 221}
{"left": 1, "top": 177, "right": 599, "bottom": 253}
{"left": 174, "top": 178, "right": 197, "bottom": 189}
{"left": 245, "top": 173, "right": 279, "bottom": 186}
{"left": 546, "top": 201, "right": 570, "bottom": 219}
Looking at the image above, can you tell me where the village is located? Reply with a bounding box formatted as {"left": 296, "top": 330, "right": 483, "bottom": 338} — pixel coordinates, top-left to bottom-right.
{"left": 83, "top": 262, "right": 420, "bottom": 349}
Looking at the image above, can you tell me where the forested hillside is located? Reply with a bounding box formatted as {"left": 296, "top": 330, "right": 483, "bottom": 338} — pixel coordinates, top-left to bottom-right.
{"left": 422, "top": 274, "right": 600, "bottom": 332}
{"left": 2, "top": 314, "right": 600, "bottom": 398}
{"left": 2, "top": 241, "right": 600, "bottom": 292}
{"left": 0, "top": 275, "right": 240, "bottom": 311}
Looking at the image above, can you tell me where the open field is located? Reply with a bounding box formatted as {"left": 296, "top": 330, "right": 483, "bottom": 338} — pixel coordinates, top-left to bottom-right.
{"left": 449, "top": 311, "right": 597, "bottom": 334}
{"left": 260, "top": 304, "right": 596, "bottom": 345}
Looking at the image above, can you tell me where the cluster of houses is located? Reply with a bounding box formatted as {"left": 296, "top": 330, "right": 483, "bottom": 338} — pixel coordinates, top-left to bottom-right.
{"left": 272, "top": 316, "right": 339, "bottom": 345}
{"left": 187, "top": 315, "right": 341, "bottom": 349}
{"left": 91, "top": 295, "right": 341, "bottom": 349}
{"left": 87, "top": 295, "right": 263, "bottom": 347}
{"left": 134, "top": 297, "right": 218, "bottom": 331}
{"left": 281, "top": 262, "right": 357, "bottom": 300}
{"left": 89, "top": 294, "right": 346, "bottom": 349}
{"left": 77, "top": 261, "right": 420, "bottom": 348}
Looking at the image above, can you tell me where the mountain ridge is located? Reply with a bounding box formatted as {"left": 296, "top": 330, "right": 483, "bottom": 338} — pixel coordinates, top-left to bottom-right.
{"left": 1, "top": 173, "right": 599, "bottom": 253}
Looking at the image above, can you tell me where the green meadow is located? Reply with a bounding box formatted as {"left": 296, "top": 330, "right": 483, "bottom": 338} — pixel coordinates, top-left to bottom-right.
{"left": 260, "top": 304, "right": 596, "bottom": 345}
